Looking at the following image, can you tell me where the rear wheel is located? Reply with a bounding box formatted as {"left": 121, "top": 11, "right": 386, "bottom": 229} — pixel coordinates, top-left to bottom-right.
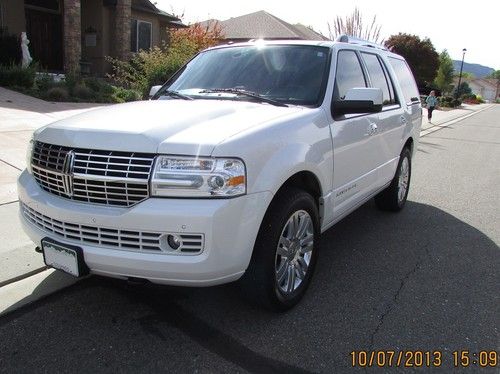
{"left": 375, "top": 147, "right": 412, "bottom": 211}
{"left": 241, "top": 187, "right": 320, "bottom": 311}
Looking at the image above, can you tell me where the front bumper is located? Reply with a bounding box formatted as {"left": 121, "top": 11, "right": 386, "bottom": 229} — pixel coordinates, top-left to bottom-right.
{"left": 18, "top": 170, "right": 273, "bottom": 286}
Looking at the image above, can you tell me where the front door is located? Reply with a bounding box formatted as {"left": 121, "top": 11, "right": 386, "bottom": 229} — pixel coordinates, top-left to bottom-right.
{"left": 25, "top": 8, "right": 63, "bottom": 71}
{"left": 329, "top": 49, "right": 382, "bottom": 218}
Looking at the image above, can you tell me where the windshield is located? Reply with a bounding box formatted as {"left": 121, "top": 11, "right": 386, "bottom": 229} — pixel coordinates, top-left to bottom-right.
{"left": 158, "top": 45, "right": 331, "bottom": 107}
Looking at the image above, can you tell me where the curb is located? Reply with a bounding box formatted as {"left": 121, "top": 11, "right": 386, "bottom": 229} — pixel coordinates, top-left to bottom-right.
{"left": 0, "top": 266, "right": 48, "bottom": 288}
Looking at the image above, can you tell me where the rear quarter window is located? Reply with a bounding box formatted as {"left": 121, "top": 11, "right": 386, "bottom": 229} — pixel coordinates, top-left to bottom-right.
{"left": 388, "top": 57, "right": 419, "bottom": 105}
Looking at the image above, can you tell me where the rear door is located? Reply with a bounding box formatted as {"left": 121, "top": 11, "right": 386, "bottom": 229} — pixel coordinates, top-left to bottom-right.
{"left": 386, "top": 56, "right": 423, "bottom": 141}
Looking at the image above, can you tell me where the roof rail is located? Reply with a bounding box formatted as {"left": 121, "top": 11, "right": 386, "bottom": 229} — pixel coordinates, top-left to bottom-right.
{"left": 335, "top": 34, "right": 387, "bottom": 51}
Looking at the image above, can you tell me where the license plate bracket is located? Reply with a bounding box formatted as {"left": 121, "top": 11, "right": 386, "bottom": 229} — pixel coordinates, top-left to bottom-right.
{"left": 41, "top": 238, "right": 89, "bottom": 278}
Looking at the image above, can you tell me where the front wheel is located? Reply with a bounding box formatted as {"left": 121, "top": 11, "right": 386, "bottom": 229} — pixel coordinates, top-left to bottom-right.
{"left": 241, "top": 187, "right": 320, "bottom": 311}
{"left": 375, "top": 147, "right": 412, "bottom": 211}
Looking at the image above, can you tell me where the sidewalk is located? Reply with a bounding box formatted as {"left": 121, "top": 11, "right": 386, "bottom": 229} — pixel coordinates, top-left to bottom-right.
{"left": 420, "top": 103, "right": 493, "bottom": 133}
{"left": 0, "top": 87, "right": 494, "bottom": 316}
{"left": 0, "top": 87, "right": 106, "bottom": 290}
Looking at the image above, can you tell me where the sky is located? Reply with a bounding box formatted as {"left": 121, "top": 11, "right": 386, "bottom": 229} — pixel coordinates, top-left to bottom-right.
{"left": 154, "top": 0, "right": 499, "bottom": 70}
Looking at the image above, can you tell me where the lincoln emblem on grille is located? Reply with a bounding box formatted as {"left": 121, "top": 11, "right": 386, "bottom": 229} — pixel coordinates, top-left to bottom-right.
{"left": 61, "top": 150, "right": 75, "bottom": 196}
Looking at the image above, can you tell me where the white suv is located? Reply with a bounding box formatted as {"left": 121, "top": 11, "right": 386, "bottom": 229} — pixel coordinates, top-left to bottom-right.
{"left": 18, "top": 37, "right": 422, "bottom": 310}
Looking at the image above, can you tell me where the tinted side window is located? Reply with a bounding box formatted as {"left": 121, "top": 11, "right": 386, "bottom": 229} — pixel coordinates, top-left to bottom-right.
{"left": 388, "top": 57, "right": 419, "bottom": 104}
{"left": 380, "top": 58, "right": 397, "bottom": 104}
{"left": 361, "top": 53, "right": 393, "bottom": 105}
{"left": 334, "top": 50, "right": 366, "bottom": 100}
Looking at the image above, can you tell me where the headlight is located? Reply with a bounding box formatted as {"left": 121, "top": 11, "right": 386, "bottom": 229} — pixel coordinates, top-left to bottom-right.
{"left": 26, "top": 136, "right": 34, "bottom": 173}
{"left": 151, "top": 156, "right": 246, "bottom": 197}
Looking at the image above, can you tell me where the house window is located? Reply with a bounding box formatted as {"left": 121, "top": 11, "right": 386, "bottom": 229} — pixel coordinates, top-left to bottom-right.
{"left": 131, "top": 19, "right": 152, "bottom": 52}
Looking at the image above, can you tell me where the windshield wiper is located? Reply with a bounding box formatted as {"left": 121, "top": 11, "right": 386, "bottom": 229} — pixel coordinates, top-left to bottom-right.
{"left": 199, "top": 88, "right": 288, "bottom": 107}
{"left": 160, "top": 90, "right": 194, "bottom": 100}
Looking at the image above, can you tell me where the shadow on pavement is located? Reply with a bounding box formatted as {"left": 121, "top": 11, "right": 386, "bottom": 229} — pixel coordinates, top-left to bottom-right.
{"left": 0, "top": 201, "right": 498, "bottom": 373}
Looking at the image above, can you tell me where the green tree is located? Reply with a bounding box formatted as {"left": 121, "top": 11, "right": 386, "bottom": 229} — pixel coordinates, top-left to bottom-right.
{"left": 454, "top": 71, "right": 474, "bottom": 79}
{"left": 453, "top": 82, "right": 472, "bottom": 97}
{"left": 328, "top": 7, "right": 382, "bottom": 43}
{"left": 434, "top": 50, "right": 454, "bottom": 94}
{"left": 487, "top": 70, "right": 500, "bottom": 79}
{"left": 384, "top": 33, "right": 439, "bottom": 87}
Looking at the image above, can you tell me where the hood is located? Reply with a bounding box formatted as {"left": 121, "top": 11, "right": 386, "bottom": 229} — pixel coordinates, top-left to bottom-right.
{"left": 35, "top": 100, "right": 304, "bottom": 155}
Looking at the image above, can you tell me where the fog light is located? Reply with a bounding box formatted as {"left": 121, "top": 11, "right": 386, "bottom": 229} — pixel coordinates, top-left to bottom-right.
{"left": 167, "top": 234, "right": 181, "bottom": 250}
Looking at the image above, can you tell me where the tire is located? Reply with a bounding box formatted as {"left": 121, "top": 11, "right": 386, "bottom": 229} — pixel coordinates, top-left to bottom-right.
{"left": 240, "top": 187, "right": 320, "bottom": 311}
{"left": 375, "top": 147, "right": 412, "bottom": 211}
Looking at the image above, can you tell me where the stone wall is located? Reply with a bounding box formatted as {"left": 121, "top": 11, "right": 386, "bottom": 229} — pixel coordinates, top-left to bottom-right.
{"left": 113, "top": 0, "right": 131, "bottom": 61}
{"left": 63, "top": 0, "right": 81, "bottom": 72}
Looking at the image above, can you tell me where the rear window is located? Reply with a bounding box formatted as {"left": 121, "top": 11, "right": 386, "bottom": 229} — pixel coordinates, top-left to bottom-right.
{"left": 361, "top": 53, "right": 396, "bottom": 106}
{"left": 388, "top": 57, "right": 419, "bottom": 104}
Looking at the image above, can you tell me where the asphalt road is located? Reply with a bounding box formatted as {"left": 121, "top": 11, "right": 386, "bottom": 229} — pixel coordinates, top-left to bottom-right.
{"left": 1, "top": 106, "right": 499, "bottom": 373}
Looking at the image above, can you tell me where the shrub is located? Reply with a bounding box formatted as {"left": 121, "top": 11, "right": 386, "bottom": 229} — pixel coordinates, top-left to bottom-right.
{"left": 35, "top": 73, "right": 54, "bottom": 92}
{"left": 84, "top": 77, "right": 114, "bottom": 96}
{"left": 72, "top": 83, "right": 94, "bottom": 101}
{"left": 45, "top": 86, "right": 69, "bottom": 101}
{"left": 111, "top": 86, "right": 142, "bottom": 103}
{"left": 64, "top": 71, "right": 80, "bottom": 93}
{"left": 0, "top": 64, "right": 36, "bottom": 88}
{"left": 437, "top": 95, "right": 462, "bottom": 108}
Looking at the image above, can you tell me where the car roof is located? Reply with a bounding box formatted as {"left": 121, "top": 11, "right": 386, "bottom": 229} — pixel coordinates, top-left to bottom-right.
{"left": 205, "top": 39, "right": 404, "bottom": 60}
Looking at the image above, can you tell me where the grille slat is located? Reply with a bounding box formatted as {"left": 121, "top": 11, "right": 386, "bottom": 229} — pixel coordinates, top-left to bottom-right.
{"left": 31, "top": 142, "right": 154, "bottom": 207}
{"left": 74, "top": 152, "right": 154, "bottom": 161}
{"left": 21, "top": 203, "right": 204, "bottom": 254}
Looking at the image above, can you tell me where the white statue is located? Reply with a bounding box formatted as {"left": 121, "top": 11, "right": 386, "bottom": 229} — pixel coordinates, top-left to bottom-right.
{"left": 21, "top": 32, "right": 33, "bottom": 68}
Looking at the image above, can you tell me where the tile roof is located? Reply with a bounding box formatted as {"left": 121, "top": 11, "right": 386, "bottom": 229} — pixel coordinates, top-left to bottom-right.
{"left": 131, "top": 0, "right": 186, "bottom": 26}
{"left": 457, "top": 77, "right": 499, "bottom": 89}
{"left": 199, "top": 10, "right": 328, "bottom": 41}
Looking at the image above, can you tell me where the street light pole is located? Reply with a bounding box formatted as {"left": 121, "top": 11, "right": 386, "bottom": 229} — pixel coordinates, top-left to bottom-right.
{"left": 455, "top": 48, "right": 467, "bottom": 102}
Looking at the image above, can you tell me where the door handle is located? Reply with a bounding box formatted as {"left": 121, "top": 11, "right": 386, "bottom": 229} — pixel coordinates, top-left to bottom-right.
{"left": 367, "top": 123, "right": 378, "bottom": 136}
{"left": 400, "top": 115, "right": 407, "bottom": 124}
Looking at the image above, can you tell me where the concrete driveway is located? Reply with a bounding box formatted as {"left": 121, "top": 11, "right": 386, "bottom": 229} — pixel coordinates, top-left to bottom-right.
{"left": 0, "top": 87, "right": 106, "bottom": 284}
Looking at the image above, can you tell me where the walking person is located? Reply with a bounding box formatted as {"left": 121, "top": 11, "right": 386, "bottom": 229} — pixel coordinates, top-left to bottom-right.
{"left": 425, "top": 90, "right": 438, "bottom": 123}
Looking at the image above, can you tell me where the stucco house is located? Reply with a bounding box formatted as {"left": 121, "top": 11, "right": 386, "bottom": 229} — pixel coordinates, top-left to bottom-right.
{"left": 199, "top": 10, "right": 329, "bottom": 43}
{"left": 0, "top": 0, "right": 185, "bottom": 75}
{"left": 466, "top": 78, "right": 499, "bottom": 102}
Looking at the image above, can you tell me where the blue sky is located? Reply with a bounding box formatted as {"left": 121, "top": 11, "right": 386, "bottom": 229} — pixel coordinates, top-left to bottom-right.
{"left": 155, "top": 0, "right": 498, "bottom": 70}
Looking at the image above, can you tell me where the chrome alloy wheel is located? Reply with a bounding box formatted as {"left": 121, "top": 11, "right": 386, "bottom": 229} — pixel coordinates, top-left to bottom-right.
{"left": 275, "top": 210, "right": 314, "bottom": 294}
{"left": 398, "top": 156, "right": 410, "bottom": 203}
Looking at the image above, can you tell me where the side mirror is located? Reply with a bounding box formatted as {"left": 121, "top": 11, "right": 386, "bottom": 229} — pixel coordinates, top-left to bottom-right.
{"left": 333, "top": 87, "right": 383, "bottom": 115}
{"left": 149, "top": 85, "right": 162, "bottom": 98}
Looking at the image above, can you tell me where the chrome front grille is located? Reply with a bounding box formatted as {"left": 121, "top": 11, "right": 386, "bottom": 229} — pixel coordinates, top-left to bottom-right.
{"left": 21, "top": 203, "right": 204, "bottom": 254}
{"left": 31, "top": 142, "right": 155, "bottom": 207}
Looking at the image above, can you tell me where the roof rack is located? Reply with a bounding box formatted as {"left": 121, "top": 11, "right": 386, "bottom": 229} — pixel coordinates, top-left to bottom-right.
{"left": 335, "top": 34, "right": 388, "bottom": 51}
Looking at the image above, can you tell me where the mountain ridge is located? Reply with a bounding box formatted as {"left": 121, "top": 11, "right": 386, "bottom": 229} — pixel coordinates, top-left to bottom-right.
{"left": 452, "top": 61, "right": 495, "bottom": 78}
